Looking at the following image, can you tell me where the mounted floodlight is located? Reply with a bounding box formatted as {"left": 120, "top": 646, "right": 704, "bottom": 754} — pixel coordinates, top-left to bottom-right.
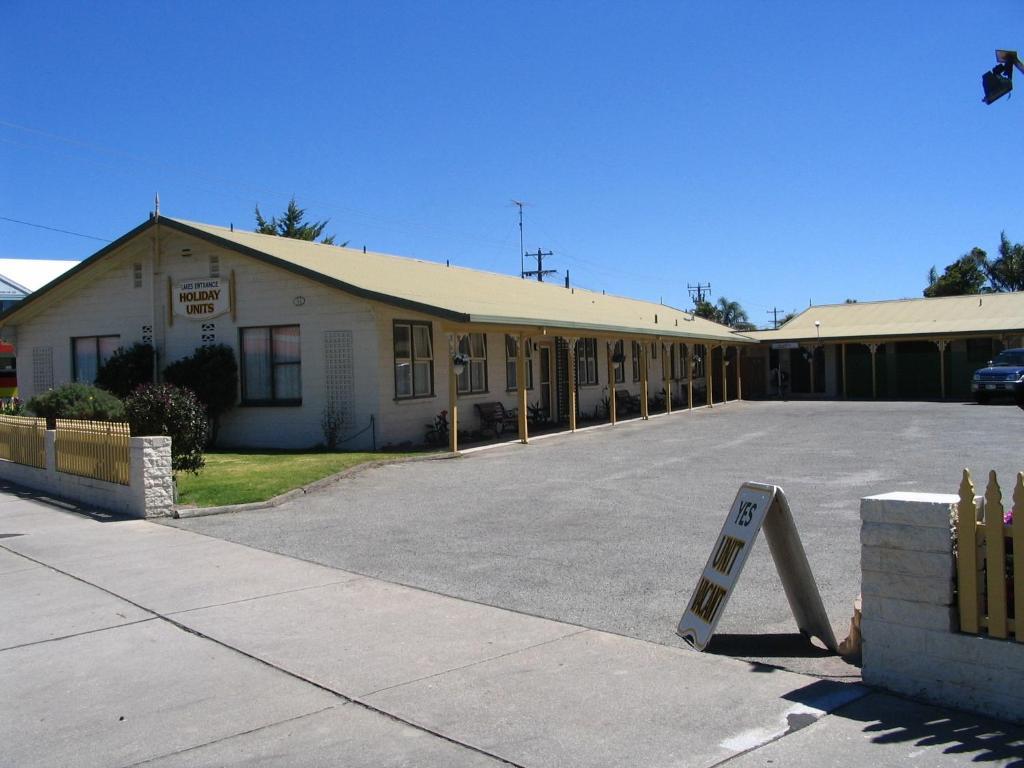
{"left": 983, "top": 49, "right": 1024, "bottom": 104}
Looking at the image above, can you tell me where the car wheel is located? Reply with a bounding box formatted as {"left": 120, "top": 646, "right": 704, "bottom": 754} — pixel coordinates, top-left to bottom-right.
{"left": 975, "top": 392, "right": 990, "bottom": 405}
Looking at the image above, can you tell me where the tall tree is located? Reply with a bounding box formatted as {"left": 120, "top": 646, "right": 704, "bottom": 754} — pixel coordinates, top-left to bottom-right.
{"left": 254, "top": 197, "right": 343, "bottom": 245}
{"left": 693, "top": 298, "right": 719, "bottom": 321}
{"left": 985, "top": 232, "right": 1024, "bottom": 292}
{"left": 924, "top": 248, "right": 988, "bottom": 297}
{"left": 693, "top": 296, "right": 755, "bottom": 329}
{"left": 714, "top": 296, "right": 754, "bottom": 329}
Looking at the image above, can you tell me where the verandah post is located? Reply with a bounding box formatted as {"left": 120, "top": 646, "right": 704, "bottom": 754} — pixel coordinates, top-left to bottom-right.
{"left": 517, "top": 332, "right": 528, "bottom": 444}
{"left": 640, "top": 341, "right": 649, "bottom": 420}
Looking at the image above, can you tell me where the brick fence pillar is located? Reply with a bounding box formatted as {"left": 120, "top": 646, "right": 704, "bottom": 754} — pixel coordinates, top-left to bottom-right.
{"left": 129, "top": 436, "right": 173, "bottom": 518}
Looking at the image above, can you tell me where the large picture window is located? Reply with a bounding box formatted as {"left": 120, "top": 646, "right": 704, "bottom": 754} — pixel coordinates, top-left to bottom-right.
{"left": 394, "top": 320, "right": 433, "bottom": 399}
{"left": 505, "top": 335, "right": 533, "bottom": 391}
{"left": 457, "top": 333, "right": 488, "bottom": 394}
{"left": 240, "top": 325, "right": 301, "bottom": 404}
{"left": 72, "top": 335, "right": 120, "bottom": 384}
{"left": 576, "top": 338, "right": 598, "bottom": 385}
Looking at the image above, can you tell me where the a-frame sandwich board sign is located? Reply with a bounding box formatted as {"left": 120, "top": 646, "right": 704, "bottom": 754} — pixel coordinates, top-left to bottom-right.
{"left": 677, "top": 482, "right": 838, "bottom": 653}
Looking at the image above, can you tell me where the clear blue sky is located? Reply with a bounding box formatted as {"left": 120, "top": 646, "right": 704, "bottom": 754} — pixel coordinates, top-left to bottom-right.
{"left": 2, "top": 2, "right": 1020, "bottom": 327}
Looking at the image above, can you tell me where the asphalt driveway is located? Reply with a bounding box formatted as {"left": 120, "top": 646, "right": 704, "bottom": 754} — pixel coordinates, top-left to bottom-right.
{"left": 168, "top": 400, "right": 1023, "bottom": 678}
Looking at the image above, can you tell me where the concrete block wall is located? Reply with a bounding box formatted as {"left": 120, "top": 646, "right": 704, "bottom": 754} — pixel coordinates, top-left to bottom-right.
{"left": 861, "top": 491, "right": 1024, "bottom": 724}
{"left": 0, "top": 433, "right": 173, "bottom": 518}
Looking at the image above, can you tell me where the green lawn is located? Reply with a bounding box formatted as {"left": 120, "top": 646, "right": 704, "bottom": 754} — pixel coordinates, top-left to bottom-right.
{"left": 176, "top": 450, "right": 421, "bottom": 508}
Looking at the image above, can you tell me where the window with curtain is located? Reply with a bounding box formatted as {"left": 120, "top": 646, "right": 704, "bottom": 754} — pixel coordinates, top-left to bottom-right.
{"left": 505, "top": 335, "right": 533, "bottom": 391}
{"left": 457, "top": 333, "right": 487, "bottom": 394}
{"left": 72, "top": 335, "right": 120, "bottom": 383}
{"left": 240, "top": 325, "right": 301, "bottom": 404}
{"left": 632, "top": 341, "right": 641, "bottom": 382}
{"left": 393, "top": 320, "right": 433, "bottom": 399}
{"left": 613, "top": 340, "right": 625, "bottom": 384}
{"left": 576, "top": 338, "right": 598, "bottom": 385}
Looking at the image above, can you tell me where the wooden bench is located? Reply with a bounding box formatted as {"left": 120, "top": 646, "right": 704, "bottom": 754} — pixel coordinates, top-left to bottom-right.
{"left": 474, "top": 402, "right": 519, "bottom": 436}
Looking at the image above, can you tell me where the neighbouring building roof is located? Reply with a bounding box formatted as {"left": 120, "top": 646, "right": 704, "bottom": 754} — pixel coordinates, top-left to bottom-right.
{"left": 0, "top": 259, "right": 80, "bottom": 296}
{"left": 1, "top": 217, "right": 754, "bottom": 344}
{"left": 746, "top": 292, "right": 1024, "bottom": 343}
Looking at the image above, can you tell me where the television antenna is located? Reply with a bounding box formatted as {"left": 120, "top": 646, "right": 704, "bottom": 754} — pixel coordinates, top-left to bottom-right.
{"left": 511, "top": 199, "right": 529, "bottom": 278}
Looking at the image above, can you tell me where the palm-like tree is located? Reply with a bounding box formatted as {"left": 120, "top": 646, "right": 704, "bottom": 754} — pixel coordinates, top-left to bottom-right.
{"left": 715, "top": 297, "right": 753, "bottom": 329}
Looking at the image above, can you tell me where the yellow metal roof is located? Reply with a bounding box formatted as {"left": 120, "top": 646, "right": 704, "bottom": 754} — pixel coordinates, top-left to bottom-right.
{"left": 746, "top": 292, "right": 1024, "bottom": 342}
{"left": 173, "top": 218, "right": 752, "bottom": 343}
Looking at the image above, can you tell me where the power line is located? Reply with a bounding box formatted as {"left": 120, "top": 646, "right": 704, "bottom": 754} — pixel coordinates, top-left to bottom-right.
{"left": 0, "top": 119, "right": 519, "bottom": 254}
{"left": 688, "top": 282, "right": 711, "bottom": 304}
{"left": 0, "top": 215, "right": 112, "bottom": 242}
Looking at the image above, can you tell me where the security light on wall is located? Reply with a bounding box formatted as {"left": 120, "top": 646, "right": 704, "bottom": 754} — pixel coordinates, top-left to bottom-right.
{"left": 982, "top": 50, "right": 1024, "bottom": 104}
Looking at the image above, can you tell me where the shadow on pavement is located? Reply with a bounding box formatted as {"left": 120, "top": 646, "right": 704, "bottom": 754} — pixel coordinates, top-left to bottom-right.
{"left": 0, "top": 480, "right": 130, "bottom": 523}
{"left": 706, "top": 632, "right": 836, "bottom": 659}
{"left": 816, "top": 689, "right": 1024, "bottom": 766}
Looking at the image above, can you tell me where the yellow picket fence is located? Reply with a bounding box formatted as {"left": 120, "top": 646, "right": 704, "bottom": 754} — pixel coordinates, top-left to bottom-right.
{"left": 0, "top": 414, "right": 47, "bottom": 469}
{"left": 956, "top": 469, "right": 1024, "bottom": 642}
{"left": 55, "top": 419, "right": 131, "bottom": 486}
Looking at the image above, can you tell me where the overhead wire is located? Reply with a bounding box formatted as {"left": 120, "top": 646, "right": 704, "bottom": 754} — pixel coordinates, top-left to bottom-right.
{"left": 0, "top": 215, "right": 112, "bottom": 242}
{"left": 0, "top": 119, "right": 521, "bottom": 256}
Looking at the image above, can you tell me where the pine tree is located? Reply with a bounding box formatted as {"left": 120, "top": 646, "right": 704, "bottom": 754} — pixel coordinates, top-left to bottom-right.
{"left": 254, "top": 197, "right": 345, "bottom": 245}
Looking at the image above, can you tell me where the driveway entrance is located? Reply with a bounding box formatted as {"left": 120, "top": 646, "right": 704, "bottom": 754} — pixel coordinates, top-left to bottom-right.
{"left": 170, "top": 400, "right": 1022, "bottom": 677}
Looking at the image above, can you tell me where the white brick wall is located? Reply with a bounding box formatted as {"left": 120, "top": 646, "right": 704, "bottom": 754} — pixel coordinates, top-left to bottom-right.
{"left": 860, "top": 491, "right": 1024, "bottom": 724}
{"left": 0, "top": 433, "right": 173, "bottom": 518}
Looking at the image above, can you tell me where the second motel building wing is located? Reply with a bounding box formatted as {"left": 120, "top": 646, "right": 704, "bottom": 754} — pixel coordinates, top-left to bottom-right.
{"left": 0, "top": 217, "right": 755, "bottom": 450}
{"left": 744, "top": 294, "right": 1024, "bottom": 400}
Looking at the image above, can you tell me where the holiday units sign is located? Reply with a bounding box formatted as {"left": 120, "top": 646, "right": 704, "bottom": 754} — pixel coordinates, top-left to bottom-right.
{"left": 173, "top": 278, "right": 229, "bottom": 319}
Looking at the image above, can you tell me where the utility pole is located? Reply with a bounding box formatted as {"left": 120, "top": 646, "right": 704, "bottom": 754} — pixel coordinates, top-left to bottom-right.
{"left": 512, "top": 200, "right": 528, "bottom": 278}
{"left": 767, "top": 307, "right": 783, "bottom": 329}
{"left": 688, "top": 282, "right": 711, "bottom": 305}
{"left": 523, "top": 248, "right": 557, "bottom": 282}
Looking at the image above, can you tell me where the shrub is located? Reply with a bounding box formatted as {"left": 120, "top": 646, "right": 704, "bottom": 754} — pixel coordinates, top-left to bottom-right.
{"left": 321, "top": 404, "right": 343, "bottom": 450}
{"left": 0, "top": 397, "right": 25, "bottom": 415}
{"left": 124, "top": 384, "right": 208, "bottom": 474}
{"left": 95, "top": 343, "right": 154, "bottom": 398}
{"left": 163, "top": 344, "right": 238, "bottom": 444}
{"left": 27, "top": 383, "right": 125, "bottom": 428}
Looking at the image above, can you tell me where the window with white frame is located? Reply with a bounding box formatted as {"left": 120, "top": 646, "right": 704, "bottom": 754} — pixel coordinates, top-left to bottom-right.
{"left": 505, "top": 335, "right": 533, "bottom": 391}
{"left": 240, "top": 325, "right": 302, "bottom": 404}
{"left": 72, "top": 335, "right": 120, "bottom": 383}
{"left": 613, "top": 340, "right": 625, "bottom": 384}
{"left": 394, "top": 320, "right": 433, "bottom": 399}
{"left": 576, "top": 338, "right": 598, "bottom": 385}
{"left": 457, "top": 333, "right": 487, "bottom": 394}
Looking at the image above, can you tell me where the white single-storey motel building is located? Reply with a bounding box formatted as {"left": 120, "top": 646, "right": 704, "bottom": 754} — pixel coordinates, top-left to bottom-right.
{"left": 0, "top": 216, "right": 756, "bottom": 451}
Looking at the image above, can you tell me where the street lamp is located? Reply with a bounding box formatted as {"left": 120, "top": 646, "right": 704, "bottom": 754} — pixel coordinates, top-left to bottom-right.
{"left": 982, "top": 50, "right": 1024, "bottom": 105}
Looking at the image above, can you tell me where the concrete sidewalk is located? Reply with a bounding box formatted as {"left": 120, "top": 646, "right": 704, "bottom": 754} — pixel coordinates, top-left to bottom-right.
{"left": 2, "top": 491, "right": 1022, "bottom": 767}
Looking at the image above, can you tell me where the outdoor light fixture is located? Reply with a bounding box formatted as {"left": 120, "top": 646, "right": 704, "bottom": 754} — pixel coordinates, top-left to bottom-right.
{"left": 815, "top": 320, "right": 821, "bottom": 343}
{"left": 452, "top": 352, "right": 469, "bottom": 376}
{"left": 982, "top": 50, "right": 1024, "bottom": 104}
